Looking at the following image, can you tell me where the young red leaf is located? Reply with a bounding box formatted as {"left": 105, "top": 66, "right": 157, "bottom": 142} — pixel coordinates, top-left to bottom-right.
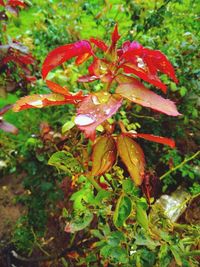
{"left": 12, "top": 93, "right": 85, "bottom": 112}
{"left": 75, "top": 92, "right": 122, "bottom": 140}
{"left": 111, "top": 24, "right": 120, "bottom": 47}
{"left": 46, "top": 80, "right": 71, "bottom": 96}
{"left": 115, "top": 80, "right": 181, "bottom": 116}
{"left": 90, "top": 37, "right": 108, "bottom": 52}
{"left": 143, "top": 48, "right": 178, "bottom": 84}
{"left": 42, "top": 40, "right": 92, "bottom": 79}
{"left": 125, "top": 133, "right": 175, "bottom": 148}
{"left": 117, "top": 135, "right": 145, "bottom": 186}
{"left": 91, "top": 135, "right": 117, "bottom": 176}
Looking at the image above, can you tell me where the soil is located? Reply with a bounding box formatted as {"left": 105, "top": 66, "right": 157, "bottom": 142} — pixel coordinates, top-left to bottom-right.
{"left": 0, "top": 174, "right": 25, "bottom": 242}
{"left": 0, "top": 174, "right": 26, "bottom": 266}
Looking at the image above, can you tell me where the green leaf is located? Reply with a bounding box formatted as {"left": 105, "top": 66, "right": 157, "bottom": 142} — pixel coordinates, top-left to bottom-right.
{"left": 64, "top": 211, "right": 93, "bottom": 233}
{"left": 113, "top": 194, "right": 132, "bottom": 227}
{"left": 91, "top": 229, "right": 104, "bottom": 240}
{"left": 180, "top": 86, "right": 187, "bottom": 97}
{"left": 48, "top": 151, "right": 82, "bottom": 175}
{"left": 107, "top": 231, "right": 125, "bottom": 246}
{"left": 136, "top": 202, "right": 149, "bottom": 231}
{"left": 100, "top": 245, "right": 128, "bottom": 264}
{"left": 62, "top": 120, "right": 75, "bottom": 134}
{"left": 158, "top": 244, "right": 171, "bottom": 267}
{"left": 170, "top": 245, "right": 182, "bottom": 266}
{"left": 94, "top": 189, "right": 111, "bottom": 205}
{"left": 122, "top": 179, "right": 140, "bottom": 196}
{"left": 117, "top": 135, "right": 145, "bottom": 186}
{"left": 135, "top": 231, "right": 160, "bottom": 250}
{"left": 70, "top": 187, "right": 95, "bottom": 211}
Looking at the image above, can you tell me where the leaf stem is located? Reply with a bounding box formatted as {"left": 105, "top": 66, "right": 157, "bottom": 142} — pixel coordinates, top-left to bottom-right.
{"left": 160, "top": 150, "right": 200, "bottom": 180}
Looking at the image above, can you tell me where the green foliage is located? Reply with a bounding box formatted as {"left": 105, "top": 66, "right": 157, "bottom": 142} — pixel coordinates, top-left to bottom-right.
{"left": 48, "top": 151, "right": 82, "bottom": 176}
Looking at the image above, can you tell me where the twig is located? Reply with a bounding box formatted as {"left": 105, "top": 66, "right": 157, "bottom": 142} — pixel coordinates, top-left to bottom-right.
{"left": 160, "top": 150, "right": 200, "bottom": 180}
{"left": 10, "top": 238, "right": 89, "bottom": 263}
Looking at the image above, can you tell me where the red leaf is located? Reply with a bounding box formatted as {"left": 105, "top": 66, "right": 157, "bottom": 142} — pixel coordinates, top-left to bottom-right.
{"left": 111, "top": 24, "right": 120, "bottom": 47}
{"left": 90, "top": 37, "right": 108, "bottom": 52}
{"left": 13, "top": 93, "right": 85, "bottom": 112}
{"left": 137, "top": 134, "right": 175, "bottom": 148}
{"left": 16, "top": 53, "right": 34, "bottom": 64}
{"left": 7, "top": 0, "right": 26, "bottom": 7}
{"left": 0, "top": 0, "right": 5, "bottom": 6}
{"left": 3, "top": 53, "right": 34, "bottom": 66}
{"left": 98, "top": 181, "right": 109, "bottom": 190}
{"left": 115, "top": 80, "right": 181, "bottom": 116}
{"left": 125, "top": 133, "right": 175, "bottom": 148}
{"left": 122, "top": 42, "right": 178, "bottom": 92}
{"left": 88, "top": 59, "right": 101, "bottom": 76}
{"left": 42, "top": 40, "right": 92, "bottom": 79}
{"left": 143, "top": 48, "right": 178, "bottom": 84}
{"left": 0, "top": 121, "right": 18, "bottom": 134}
{"left": 0, "top": 104, "right": 13, "bottom": 115}
{"left": 75, "top": 92, "right": 122, "bottom": 140}
{"left": 91, "top": 135, "right": 117, "bottom": 176}
{"left": 122, "top": 63, "right": 167, "bottom": 93}
{"left": 75, "top": 52, "right": 91, "bottom": 65}
{"left": 117, "top": 135, "right": 145, "bottom": 186}
{"left": 46, "top": 80, "right": 71, "bottom": 96}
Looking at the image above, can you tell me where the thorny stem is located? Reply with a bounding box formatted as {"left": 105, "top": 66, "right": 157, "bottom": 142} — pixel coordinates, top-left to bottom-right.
{"left": 160, "top": 150, "right": 200, "bottom": 180}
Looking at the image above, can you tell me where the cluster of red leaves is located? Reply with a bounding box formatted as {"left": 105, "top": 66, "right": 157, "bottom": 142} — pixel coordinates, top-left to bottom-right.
{"left": 13, "top": 25, "right": 181, "bottom": 186}
{"left": 0, "top": 41, "right": 36, "bottom": 84}
{"left": 0, "top": 0, "right": 26, "bottom": 15}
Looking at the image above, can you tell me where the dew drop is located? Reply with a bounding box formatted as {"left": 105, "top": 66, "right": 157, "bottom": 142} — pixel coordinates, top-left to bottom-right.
{"left": 105, "top": 108, "right": 111, "bottom": 115}
{"left": 137, "top": 57, "right": 145, "bottom": 69}
{"left": 74, "top": 114, "right": 95, "bottom": 126}
{"left": 92, "top": 95, "right": 100, "bottom": 105}
{"left": 30, "top": 100, "right": 43, "bottom": 108}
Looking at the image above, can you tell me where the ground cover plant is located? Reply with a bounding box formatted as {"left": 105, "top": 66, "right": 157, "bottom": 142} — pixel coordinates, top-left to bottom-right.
{"left": 0, "top": 1, "right": 199, "bottom": 267}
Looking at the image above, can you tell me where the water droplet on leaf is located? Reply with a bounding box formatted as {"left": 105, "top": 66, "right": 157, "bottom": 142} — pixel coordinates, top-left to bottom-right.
{"left": 75, "top": 114, "right": 95, "bottom": 126}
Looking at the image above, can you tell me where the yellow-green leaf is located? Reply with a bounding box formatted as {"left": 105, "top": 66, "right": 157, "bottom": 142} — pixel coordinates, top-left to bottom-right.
{"left": 113, "top": 194, "right": 132, "bottom": 228}
{"left": 117, "top": 135, "right": 145, "bottom": 186}
{"left": 91, "top": 135, "right": 117, "bottom": 176}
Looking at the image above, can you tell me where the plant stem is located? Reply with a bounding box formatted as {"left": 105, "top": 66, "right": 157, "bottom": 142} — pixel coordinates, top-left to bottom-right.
{"left": 87, "top": 174, "right": 103, "bottom": 191}
{"left": 160, "top": 150, "right": 200, "bottom": 180}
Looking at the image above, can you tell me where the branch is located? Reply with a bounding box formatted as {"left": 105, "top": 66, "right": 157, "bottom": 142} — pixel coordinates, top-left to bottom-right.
{"left": 160, "top": 150, "right": 200, "bottom": 180}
